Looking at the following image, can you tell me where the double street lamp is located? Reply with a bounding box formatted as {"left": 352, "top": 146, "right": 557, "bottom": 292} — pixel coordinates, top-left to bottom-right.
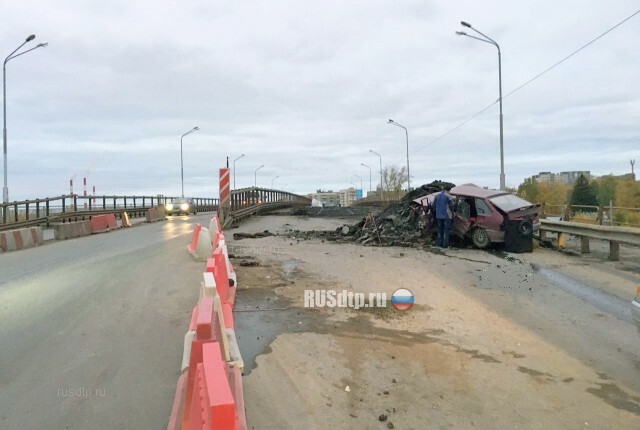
{"left": 271, "top": 175, "right": 279, "bottom": 189}
{"left": 387, "top": 119, "right": 410, "bottom": 190}
{"left": 180, "top": 126, "right": 199, "bottom": 197}
{"left": 233, "top": 153, "right": 245, "bottom": 189}
{"left": 3, "top": 34, "right": 48, "bottom": 214}
{"left": 456, "top": 20, "right": 506, "bottom": 190}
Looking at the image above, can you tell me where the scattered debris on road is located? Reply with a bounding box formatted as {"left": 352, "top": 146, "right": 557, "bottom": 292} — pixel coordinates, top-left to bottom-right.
{"left": 239, "top": 260, "right": 261, "bottom": 267}
{"left": 337, "top": 180, "right": 455, "bottom": 247}
{"left": 233, "top": 231, "right": 274, "bottom": 240}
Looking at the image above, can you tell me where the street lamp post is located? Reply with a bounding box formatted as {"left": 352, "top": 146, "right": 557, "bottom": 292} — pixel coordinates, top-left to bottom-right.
{"left": 233, "top": 154, "right": 245, "bottom": 190}
{"left": 456, "top": 21, "right": 505, "bottom": 190}
{"left": 271, "top": 175, "right": 279, "bottom": 189}
{"left": 369, "top": 149, "right": 383, "bottom": 200}
{"left": 254, "top": 165, "right": 264, "bottom": 188}
{"left": 180, "top": 126, "right": 199, "bottom": 197}
{"left": 3, "top": 34, "right": 47, "bottom": 218}
{"left": 387, "top": 119, "right": 410, "bottom": 190}
{"left": 361, "top": 163, "right": 372, "bottom": 193}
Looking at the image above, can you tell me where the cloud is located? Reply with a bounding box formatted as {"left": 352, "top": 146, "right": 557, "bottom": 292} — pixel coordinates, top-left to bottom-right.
{"left": 1, "top": 0, "right": 638, "bottom": 200}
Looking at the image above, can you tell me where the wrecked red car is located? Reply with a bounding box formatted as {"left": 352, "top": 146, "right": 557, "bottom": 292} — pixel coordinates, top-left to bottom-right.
{"left": 414, "top": 184, "right": 540, "bottom": 251}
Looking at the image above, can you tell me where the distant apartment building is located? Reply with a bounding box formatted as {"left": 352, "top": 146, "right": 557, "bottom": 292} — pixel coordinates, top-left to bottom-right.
{"left": 308, "top": 190, "right": 341, "bottom": 207}
{"left": 339, "top": 187, "right": 357, "bottom": 207}
{"left": 532, "top": 170, "right": 590, "bottom": 185}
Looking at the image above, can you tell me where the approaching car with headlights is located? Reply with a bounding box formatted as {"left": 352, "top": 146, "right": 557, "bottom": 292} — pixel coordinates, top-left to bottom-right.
{"left": 632, "top": 286, "right": 640, "bottom": 334}
{"left": 165, "top": 198, "right": 196, "bottom": 215}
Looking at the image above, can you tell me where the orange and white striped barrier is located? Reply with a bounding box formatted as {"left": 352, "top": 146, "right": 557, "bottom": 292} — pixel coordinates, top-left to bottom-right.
{"left": 0, "top": 227, "right": 44, "bottom": 252}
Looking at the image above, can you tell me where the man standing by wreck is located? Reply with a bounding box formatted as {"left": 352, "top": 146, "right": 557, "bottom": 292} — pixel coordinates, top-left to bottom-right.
{"left": 433, "top": 186, "right": 454, "bottom": 248}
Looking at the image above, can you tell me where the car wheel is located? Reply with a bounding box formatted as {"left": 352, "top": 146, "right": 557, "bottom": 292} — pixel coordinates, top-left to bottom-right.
{"left": 471, "top": 227, "right": 491, "bottom": 249}
{"left": 517, "top": 218, "right": 533, "bottom": 238}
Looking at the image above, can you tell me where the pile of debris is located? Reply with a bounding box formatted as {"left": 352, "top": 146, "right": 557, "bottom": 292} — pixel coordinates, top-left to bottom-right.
{"left": 336, "top": 180, "right": 456, "bottom": 247}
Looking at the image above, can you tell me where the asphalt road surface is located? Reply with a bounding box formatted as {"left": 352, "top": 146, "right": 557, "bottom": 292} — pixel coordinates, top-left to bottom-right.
{"left": 0, "top": 214, "right": 213, "bottom": 429}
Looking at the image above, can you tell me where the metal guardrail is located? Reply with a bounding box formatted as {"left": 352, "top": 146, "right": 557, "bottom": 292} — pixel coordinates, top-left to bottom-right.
{"left": 540, "top": 203, "right": 640, "bottom": 228}
{"left": 0, "top": 194, "right": 219, "bottom": 230}
{"left": 539, "top": 219, "right": 640, "bottom": 260}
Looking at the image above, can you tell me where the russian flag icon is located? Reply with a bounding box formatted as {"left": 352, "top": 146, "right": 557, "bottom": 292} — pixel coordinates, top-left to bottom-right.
{"left": 391, "top": 288, "right": 414, "bottom": 311}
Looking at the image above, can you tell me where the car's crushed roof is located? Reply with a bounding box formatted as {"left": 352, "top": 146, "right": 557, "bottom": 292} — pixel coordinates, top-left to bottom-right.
{"left": 450, "top": 183, "right": 507, "bottom": 199}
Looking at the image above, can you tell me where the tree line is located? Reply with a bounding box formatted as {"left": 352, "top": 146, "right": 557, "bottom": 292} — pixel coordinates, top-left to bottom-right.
{"left": 517, "top": 174, "right": 639, "bottom": 224}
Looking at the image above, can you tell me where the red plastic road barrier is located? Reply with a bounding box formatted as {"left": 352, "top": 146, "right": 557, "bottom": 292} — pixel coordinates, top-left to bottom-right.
{"left": 212, "top": 248, "right": 230, "bottom": 302}
{"left": 227, "top": 365, "right": 248, "bottom": 430}
{"left": 90, "top": 215, "right": 110, "bottom": 234}
{"left": 188, "top": 343, "right": 235, "bottom": 430}
{"left": 187, "top": 224, "right": 202, "bottom": 255}
{"left": 226, "top": 288, "right": 236, "bottom": 308}
{"left": 196, "top": 298, "right": 216, "bottom": 340}
{"left": 183, "top": 298, "right": 227, "bottom": 430}
{"left": 106, "top": 213, "right": 119, "bottom": 230}
{"left": 205, "top": 258, "right": 215, "bottom": 276}
{"left": 167, "top": 371, "right": 187, "bottom": 430}
{"left": 222, "top": 303, "right": 234, "bottom": 330}
{"left": 213, "top": 231, "right": 222, "bottom": 250}
{"left": 189, "top": 305, "right": 198, "bottom": 332}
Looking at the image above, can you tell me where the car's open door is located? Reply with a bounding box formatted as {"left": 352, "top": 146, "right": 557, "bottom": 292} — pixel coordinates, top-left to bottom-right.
{"left": 452, "top": 198, "right": 472, "bottom": 237}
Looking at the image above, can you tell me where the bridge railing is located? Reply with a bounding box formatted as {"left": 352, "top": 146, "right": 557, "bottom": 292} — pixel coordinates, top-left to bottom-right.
{"left": 229, "top": 187, "right": 310, "bottom": 211}
{"left": 0, "top": 194, "right": 219, "bottom": 228}
{"left": 220, "top": 187, "right": 310, "bottom": 227}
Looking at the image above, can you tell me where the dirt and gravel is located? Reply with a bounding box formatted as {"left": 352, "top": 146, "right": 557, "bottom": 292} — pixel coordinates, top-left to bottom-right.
{"left": 229, "top": 215, "right": 640, "bottom": 430}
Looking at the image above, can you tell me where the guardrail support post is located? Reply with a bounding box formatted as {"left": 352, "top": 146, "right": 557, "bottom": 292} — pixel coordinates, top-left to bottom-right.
{"left": 580, "top": 236, "right": 590, "bottom": 254}
{"left": 609, "top": 241, "right": 619, "bottom": 261}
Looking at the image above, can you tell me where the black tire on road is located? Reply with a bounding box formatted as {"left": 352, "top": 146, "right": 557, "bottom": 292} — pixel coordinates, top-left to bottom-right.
{"left": 471, "top": 227, "right": 491, "bottom": 249}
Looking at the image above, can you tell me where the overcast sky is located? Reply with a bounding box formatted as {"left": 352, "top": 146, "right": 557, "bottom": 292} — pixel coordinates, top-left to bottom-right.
{"left": 1, "top": 0, "right": 639, "bottom": 200}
